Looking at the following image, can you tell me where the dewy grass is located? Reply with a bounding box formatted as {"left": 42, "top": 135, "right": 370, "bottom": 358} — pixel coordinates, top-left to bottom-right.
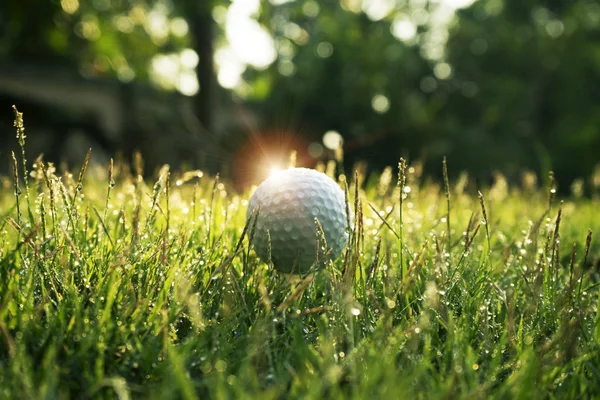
{"left": 1, "top": 128, "right": 600, "bottom": 399}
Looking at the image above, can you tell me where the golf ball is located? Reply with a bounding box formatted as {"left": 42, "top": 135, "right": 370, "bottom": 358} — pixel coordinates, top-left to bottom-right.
{"left": 247, "top": 168, "right": 349, "bottom": 273}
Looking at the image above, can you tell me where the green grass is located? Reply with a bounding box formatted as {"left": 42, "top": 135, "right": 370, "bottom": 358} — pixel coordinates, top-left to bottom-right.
{"left": 1, "top": 125, "right": 599, "bottom": 399}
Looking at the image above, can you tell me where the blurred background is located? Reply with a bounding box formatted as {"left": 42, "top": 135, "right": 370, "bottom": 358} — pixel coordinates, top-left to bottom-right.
{"left": 1, "top": 0, "right": 599, "bottom": 189}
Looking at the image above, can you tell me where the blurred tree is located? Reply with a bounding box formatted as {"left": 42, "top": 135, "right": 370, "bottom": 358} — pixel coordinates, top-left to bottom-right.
{"left": 0, "top": 0, "right": 222, "bottom": 171}
{"left": 235, "top": 0, "right": 471, "bottom": 176}
{"left": 2, "top": 0, "right": 69, "bottom": 65}
{"left": 443, "top": 0, "right": 600, "bottom": 184}
{"left": 185, "top": 0, "right": 215, "bottom": 132}
{"left": 230, "top": 0, "right": 599, "bottom": 185}
{"left": 0, "top": 0, "right": 214, "bottom": 120}
{"left": 1, "top": 0, "right": 599, "bottom": 187}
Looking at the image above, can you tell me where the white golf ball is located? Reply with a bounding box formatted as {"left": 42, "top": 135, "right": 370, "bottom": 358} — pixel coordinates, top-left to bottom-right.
{"left": 247, "top": 168, "right": 349, "bottom": 273}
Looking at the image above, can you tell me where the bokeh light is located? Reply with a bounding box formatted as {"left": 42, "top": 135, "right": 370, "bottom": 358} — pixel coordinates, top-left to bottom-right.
{"left": 323, "top": 131, "right": 344, "bottom": 150}
{"left": 145, "top": 4, "right": 170, "bottom": 45}
{"left": 308, "top": 142, "right": 324, "bottom": 159}
{"left": 362, "top": 0, "right": 396, "bottom": 21}
{"left": 372, "top": 94, "right": 390, "bottom": 114}
{"left": 316, "top": 42, "right": 334, "bottom": 58}
{"left": 302, "top": 1, "right": 320, "bottom": 17}
{"left": 170, "top": 17, "right": 189, "bottom": 37}
{"left": 214, "top": 0, "right": 277, "bottom": 92}
{"left": 433, "top": 62, "right": 452, "bottom": 80}
{"left": 420, "top": 76, "right": 438, "bottom": 93}
{"left": 150, "top": 49, "right": 200, "bottom": 96}
{"left": 61, "top": 0, "right": 79, "bottom": 15}
{"left": 391, "top": 16, "right": 417, "bottom": 42}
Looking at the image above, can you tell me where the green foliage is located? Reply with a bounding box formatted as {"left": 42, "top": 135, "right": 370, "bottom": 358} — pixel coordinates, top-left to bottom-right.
{"left": 1, "top": 0, "right": 191, "bottom": 80}
{"left": 2, "top": 0, "right": 599, "bottom": 183}
{"left": 1, "top": 132, "right": 599, "bottom": 398}
{"left": 442, "top": 0, "right": 600, "bottom": 184}
{"left": 243, "top": 0, "right": 600, "bottom": 184}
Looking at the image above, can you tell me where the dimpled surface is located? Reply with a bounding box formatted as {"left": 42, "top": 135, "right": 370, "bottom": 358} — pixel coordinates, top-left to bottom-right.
{"left": 247, "top": 168, "right": 349, "bottom": 273}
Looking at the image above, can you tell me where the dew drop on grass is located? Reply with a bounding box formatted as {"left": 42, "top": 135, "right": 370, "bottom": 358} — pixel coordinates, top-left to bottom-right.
{"left": 351, "top": 308, "right": 361, "bottom": 316}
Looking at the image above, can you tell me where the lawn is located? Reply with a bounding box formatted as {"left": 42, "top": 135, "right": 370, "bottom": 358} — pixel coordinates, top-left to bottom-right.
{"left": 1, "top": 116, "right": 599, "bottom": 399}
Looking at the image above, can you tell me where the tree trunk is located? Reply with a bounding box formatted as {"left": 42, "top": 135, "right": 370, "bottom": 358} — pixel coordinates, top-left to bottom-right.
{"left": 190, "top": 0, "right": 214, "bottom": 134}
